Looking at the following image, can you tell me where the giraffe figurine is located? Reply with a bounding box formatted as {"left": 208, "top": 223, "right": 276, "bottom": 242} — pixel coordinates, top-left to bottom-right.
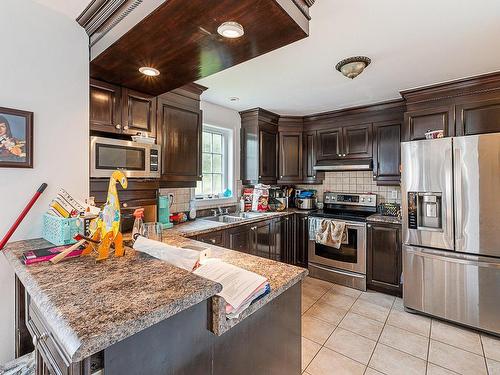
{"left": 82, "top": 170, "right": 128, "bottom": 261}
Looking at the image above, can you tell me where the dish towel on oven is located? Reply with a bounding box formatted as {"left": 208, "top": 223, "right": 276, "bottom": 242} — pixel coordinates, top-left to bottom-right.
{"left": 315, "top": 219, "right": 347, "bottom": 249}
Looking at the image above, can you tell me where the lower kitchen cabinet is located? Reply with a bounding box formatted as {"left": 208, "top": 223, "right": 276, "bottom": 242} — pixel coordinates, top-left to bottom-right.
{"left": 366, "top": 221, "right": 402, "bottom": 296}
{"left": 295, "top": 213, "right": 309, "bottom": 268}
{"left": 226, "top": 224, "right": 253, "bottom": 254}
{"left": 196, "top": 230, "right": 226, "bottom": 247}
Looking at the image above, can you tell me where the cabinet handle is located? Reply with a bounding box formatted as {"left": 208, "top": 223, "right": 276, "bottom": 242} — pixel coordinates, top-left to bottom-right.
{"left": 32, "top": 332, "right": 49, "bottom": 346}
{"left": 337, "top": 154, "right": 341, "bottom": 157}
{"left": 123, "top": 202, "right": 128, "bottom": 208}
{"left": 115, "top": 124, "right": 122, "bottom": 130}
{"left": 123, "top": 125, "right": 129, "bottom": 130}
{"left": 342, "top": 154, "right": 346, "bottom": 157}
{"left": 280, "top": 176, "right": 283, "bottom": 179}
{"left": 258, "top": 175, "right": 262, "bottom": 178}
{"left": 367, "top": 224, "right": 372, "bottom": 228}
{"left": 210, "top": 239, "right": 216, "bottom": 244}
{"left": 251, "top": 226, "right": 257, "bottom": 231}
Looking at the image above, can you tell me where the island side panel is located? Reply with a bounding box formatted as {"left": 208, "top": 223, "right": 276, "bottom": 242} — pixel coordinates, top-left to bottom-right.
{"left": 103, "top": 282, "right": 302, "bottom": 375}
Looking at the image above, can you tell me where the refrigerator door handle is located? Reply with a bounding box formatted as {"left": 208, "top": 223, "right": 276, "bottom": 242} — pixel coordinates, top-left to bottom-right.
{"left": 406, "top": 247, "right": 500, "bottom": 269}
{"left": 454, "top": 146, "right": 464, "bottom": 245}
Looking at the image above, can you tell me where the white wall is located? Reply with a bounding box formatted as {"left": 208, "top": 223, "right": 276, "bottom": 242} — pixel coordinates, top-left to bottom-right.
{"left": 0, "top": 0, "right": 89, "bottom": 363}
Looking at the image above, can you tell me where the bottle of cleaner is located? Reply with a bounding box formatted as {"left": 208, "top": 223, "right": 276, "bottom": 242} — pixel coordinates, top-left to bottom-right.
{"left": 132, "top": 208, "right": 145, "bottom": 241}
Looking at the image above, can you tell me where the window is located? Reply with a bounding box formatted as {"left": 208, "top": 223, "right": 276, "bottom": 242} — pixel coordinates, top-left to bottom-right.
{"left": 195, "top": 125, "right": 232, "bottom": 199}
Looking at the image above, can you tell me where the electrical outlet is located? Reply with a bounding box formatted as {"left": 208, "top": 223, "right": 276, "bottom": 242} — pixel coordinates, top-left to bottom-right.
{"left": 390, "top": 190, "right": 398, "bottom": 199}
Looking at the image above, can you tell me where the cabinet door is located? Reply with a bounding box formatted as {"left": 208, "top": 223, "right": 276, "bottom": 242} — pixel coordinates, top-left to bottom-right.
{"left": 278, "top": 131, "right": 302, "bottom": 183}
{"left": 295, "top": 214, "right": 308, "bottom": 268}
{"left": 157, "top": 98, "right": 202, "bottom": 185}
{"left": 90, "top": 79, "right": 121, "bottom": 133}
{"left": 122, "top": 88, "right": 157, "bottom": 138}
{"left": 196, "top": 230, "right": 225, "bottom": 247}
{"left": 316, "top": 128, "right": 343, "bottom": 161}
{"left": 367, "top": 222, "right": 402, "bottom": 296}
{"left": 342, "top": 123, "right": 372, "bottom": 159}
{"left": 227, "top": 225, "right": 252, "bottom": 254}
{"left": 456, "top": 98, "right": 500, "bottom": 135}
{"left": 259, "top": 127, "right": 278, "bottom": 183}
{"left": 373, "top": 121, "right": 401, "bottom": 185}
{"left": 403, "top": 106, "right": 454, "bottom": 140}
{"left": 251, "top": 220, "right": 274, "bottom": 259}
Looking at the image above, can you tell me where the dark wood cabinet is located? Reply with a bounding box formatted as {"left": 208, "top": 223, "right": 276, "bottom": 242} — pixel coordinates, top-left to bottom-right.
{"left": 156, "top": 85, "right": 205, "bottom": 188}
{"left": 302, "top": 131, "right": 323, "bottom": 184}
{"left": 226, "top": 224, "right": 252, "bottom": 254}
{"left": 250, "top": 220, "right": 275, "bottom": 259}
{"left": 90, "top": 79, "right": 122, "bottom": 134}
{"left": 343, "top": 123, "right": 372, "bottom": 159}
{"left": 196, "top": 230, "right": 226, "bottom": 247}
{"left": 295, "top": 213, "right": 308, "bottom": 268}
{"left": 240, "top": 108, "right": 279, "bottom": 185}
{"left": 278, "top": 131, "right": 303, "bottom": 183}
{"left": 455, "top": 98, "right": 500, "bottom": 136}
{"left": 316, "top": 128, "right": 343, "bottom": 161}
{"left": 403, "top": 106, "right": 454, "bottom": 141}
{"left": 372, "top": 121, "right": 401, "bottom": 185}
{"left": 121, "top": 88, "right": 156, "bottom": 137}
{"left": 367, "top": 221, "right": 402, "bottom": 296}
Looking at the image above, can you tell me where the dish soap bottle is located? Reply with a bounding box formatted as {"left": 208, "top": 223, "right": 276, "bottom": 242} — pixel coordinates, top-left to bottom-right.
{"left": 132, "top": 208, "right": 145, "bottom": 241}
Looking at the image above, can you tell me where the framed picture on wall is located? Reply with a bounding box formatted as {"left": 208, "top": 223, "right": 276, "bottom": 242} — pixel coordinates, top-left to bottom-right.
{"left": 0, "top": 106, "right": 33, "bottom": 168}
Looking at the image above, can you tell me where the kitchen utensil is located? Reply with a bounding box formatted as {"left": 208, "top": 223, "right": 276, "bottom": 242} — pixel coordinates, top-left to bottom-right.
{"left": 0, "top": 183, "right": 48, "bottom": 250}
{"left": 143, "top": 222, "right": 163, "bottom": 242}
{"left": 294, "top": 197, "right": 317, "bottom": 210}
{"left": 50, "top": 239, "right": 86, "bottom": 264}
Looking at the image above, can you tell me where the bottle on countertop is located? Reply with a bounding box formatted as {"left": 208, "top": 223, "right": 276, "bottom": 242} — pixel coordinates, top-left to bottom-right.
{"left": 132, "top": 208, "right": 145, "bottom": 241}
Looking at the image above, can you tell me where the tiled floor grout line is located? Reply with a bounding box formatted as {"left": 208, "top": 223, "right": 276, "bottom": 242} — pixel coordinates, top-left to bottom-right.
{"left": 425, "top": 319, "right": 433, "bottom": 374}
{"left": 480, "top": 334, "right": 490, "bottom": 375}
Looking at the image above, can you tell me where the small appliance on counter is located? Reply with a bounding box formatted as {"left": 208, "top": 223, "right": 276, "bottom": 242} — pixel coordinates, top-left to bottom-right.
{"left": 268, "top": 187, "right": 288, "bottom": 211}
{"left": 294, "top": 189, "right": 317, "bottom": 210}
{"left": 158, "top": 195, "right": 173, "bottom": 229}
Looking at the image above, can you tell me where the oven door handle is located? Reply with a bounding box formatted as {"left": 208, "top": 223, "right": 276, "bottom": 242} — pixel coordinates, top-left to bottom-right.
{"left": 309, "top": 263, "right": 366, "bottom": 279}
{"left": 309, "top": 217, "right": 366, "bottom": 228}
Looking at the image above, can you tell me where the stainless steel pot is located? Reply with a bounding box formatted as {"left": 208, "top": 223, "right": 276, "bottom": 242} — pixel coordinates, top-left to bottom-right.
{"left": 294, "top": 197, "right": 317, "bottom": 210}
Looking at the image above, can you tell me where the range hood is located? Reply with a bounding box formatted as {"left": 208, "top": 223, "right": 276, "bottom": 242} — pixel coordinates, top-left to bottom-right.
{"left": 313, "top": 159, "right": 373, "bottom": 171}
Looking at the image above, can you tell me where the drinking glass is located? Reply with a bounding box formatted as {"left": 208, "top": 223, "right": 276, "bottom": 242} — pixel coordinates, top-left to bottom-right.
{"left": 142, "top": 222, "right": 163, "bottom": 242}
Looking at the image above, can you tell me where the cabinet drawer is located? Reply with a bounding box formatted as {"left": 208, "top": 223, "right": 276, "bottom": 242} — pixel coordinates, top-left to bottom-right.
{"left": 196, "top": 230, "right": 225, "bottom": 247}
{"left": 28, "top": 300, "right": 72, "bottom": 375}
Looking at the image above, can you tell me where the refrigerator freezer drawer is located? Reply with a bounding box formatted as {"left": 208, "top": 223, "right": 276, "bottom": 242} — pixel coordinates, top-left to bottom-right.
{"left": 403, "top": 245, "right": 500, "bottom": 335}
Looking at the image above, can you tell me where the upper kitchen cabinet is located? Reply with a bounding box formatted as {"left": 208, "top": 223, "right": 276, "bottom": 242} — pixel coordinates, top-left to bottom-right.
{"left": 157, "top": 84, "right": 206, "bottom": 188}
{"left": 121, "top": 89, "right": 157, "bottom": 138}
{"left": 85, "top": 0, "right": 314, "bottom": 96}
{"left": 401, "top": 72, "right": 500, "bottom": 139}
{"left": 278, "top": 117, "right": 303, "bottom": 184}
{"left": 342, "top": 123, "right": 372, "bottom": 159}
{"left": 372, "top": 121, "right": 402, "bottom": 185}
{"left": 90, "top": 80, "right": 157, "bottom": 137}
{"left": 316, "top": 128, "right": 343, "bottom": 162}
{"left": 240, "top": 108, "right": 279, "bottom": 185}
{"left": 302, "top": 130, "right": 324, "bottom": 184}
{"left": 90, "top": 79, "right": 122, "bottom": 134}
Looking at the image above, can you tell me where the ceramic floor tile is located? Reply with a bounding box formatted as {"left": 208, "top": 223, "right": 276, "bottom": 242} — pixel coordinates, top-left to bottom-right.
{"left": 358, "top": 290, "right": 395, "bottom": 308}
{"left": 302, "top": 336, "right": 321, "bottom": 371}
{"left": 319, "top": 290, "right": 357, "bottom": 311}
{"left": 426, "top": 363, "right": 459, "bottom": 375}
{"left": 379, "top": 324, "right": 429, "bottom": 360}
{"left": 331, "top": 283, "right": 362, "bottom": 298}
{"left": 364, "top": 368, "right": 385, "bottom": 375}
{"left": 386, "top": 308, "right": 431, "bottom": 337}
{"left": 392, "top": 297, "right": 404, "bottom": 311}
{"left": 303, "top": 285, "right": 329, "bottom": 302}
{"left": 305, "top": 300, "right": 347, "bottom": 325}
{"left": 324, "top": 327, "right": 376, "bottom": 365}
{"left": 482, "top": 334, "right": 500, "bottom": 362}
{"left": 369, "top": 343, "right": 426, "bottom": 375}
{"left": 302, "top": 293, "right": 317, "bottom": 314}
{"left": 304, "top": 276, "right": 334, "bottom": 293}
{"left": 428, "top": 339, "right": 487, "bottom": 375}
{"left": 431, "top": 320, "right": 482, "bottom": 355}
{"left": 350, "top": 299, "right": 390, "bottom": 323}
{"left": 307, "top": 347, "right": 365, "bottom": 375}
{"left": 487, "top": 358, "right": 500, "bottom": 375}
{"left": 338, "top": 312, "right": 384, "bottom": 341}
{"left": 302, "top": 315, "right": 336, "bottom": 345}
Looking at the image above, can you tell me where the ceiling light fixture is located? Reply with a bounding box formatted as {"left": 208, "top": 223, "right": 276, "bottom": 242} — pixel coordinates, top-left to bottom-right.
{"left": 335, "top": 56, "right": 371, "bottom": 79}
{"left": 139, "top": 67, "right": 160, "bottom": 76}
{"left": 229, "top": 97, "right": 240, "bottom": 102}
{"left": 217, "top": 21, "right": 244, "bottom": 38}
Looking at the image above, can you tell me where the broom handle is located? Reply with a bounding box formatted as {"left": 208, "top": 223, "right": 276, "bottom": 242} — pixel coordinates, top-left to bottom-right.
{"left": 0, "top": 183, "right": 48, "bottom": 250}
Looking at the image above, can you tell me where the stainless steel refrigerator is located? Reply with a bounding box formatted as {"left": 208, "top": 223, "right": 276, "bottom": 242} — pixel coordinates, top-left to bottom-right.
{"left": 401, "top": 133, "right": 500, "bottom": 335}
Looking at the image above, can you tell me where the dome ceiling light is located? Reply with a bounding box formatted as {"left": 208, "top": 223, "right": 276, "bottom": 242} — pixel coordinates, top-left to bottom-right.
{"left": 335, "top": 56, "right": 371, "bottom": 79}
{"left": 217, "top": 21, "right": 244, "bottom": 39}
{"left": 139, "top": 67, "right": 160, "bottom": 76}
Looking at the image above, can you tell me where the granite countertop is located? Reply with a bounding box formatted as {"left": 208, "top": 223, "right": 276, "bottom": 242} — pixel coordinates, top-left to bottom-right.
{"left": 3, "top": 220, "right": 307, "bottom": 361}
{"left": 367, "top": 214, "right": 402, "bottom": 225}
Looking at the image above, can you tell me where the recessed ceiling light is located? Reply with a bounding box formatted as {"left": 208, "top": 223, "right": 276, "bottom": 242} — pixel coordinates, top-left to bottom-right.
{"left": 139, "top": 67, "right": 160, "bottom": 76}
{"left": 229, "top": 97, "right": 240, "bottom": 102}
{"left": 217, "top": 21, "right": 244, "bottom": 39}
{"left": 335, "top": 56, "right": 371, "bottom": 79}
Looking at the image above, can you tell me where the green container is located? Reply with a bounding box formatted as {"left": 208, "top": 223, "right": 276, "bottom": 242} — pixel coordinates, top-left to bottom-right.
{"left": 158, "top": 195, "right": 173, "bottom": 229}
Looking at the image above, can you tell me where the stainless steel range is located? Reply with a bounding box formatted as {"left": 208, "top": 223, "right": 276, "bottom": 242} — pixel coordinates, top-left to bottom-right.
{"left": 308, "top": 192, "right": 377, "bottom": 291}
{"left": 401, "top": 133, "right": 500, "bottom": 335}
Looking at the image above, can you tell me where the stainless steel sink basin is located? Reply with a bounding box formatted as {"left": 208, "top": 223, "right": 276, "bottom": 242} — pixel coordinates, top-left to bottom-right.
{"left": 202, "top": 215, "right": 246, "bottom": 223}
{"left": 232, "top": 212, "right": 266, "bottom": 219}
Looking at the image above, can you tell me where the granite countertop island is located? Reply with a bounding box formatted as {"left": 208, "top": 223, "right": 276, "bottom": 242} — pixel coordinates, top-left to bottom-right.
{"left": 3, "top": 213, "right": 307, "bottom": 369}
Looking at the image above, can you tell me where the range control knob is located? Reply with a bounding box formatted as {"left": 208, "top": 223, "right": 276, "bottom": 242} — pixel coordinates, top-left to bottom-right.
{"left": 361, "top": 198, "right": 365, "bottom": 202}
{"left": 368, "top": 198, "right": 372, "bottom": 202}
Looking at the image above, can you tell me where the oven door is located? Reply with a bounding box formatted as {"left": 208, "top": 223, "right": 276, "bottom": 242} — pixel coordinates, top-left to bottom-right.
{"left": 308, "top": 218, "right": 366, "bottom": 274}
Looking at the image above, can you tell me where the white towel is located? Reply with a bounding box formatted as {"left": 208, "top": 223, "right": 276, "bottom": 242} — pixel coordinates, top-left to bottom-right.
{"left": 315, "top": 220, "right": 347, "bottom": 249}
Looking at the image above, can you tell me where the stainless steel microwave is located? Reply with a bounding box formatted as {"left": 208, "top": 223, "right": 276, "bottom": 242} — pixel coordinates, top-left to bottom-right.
{"left": 90, "top": 136, "right": 160, "bottom": 178}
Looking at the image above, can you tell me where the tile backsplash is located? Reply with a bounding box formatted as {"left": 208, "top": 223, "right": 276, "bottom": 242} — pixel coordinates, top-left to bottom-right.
{"left": 296, "top": 171, "right": 401, "bottom": 204}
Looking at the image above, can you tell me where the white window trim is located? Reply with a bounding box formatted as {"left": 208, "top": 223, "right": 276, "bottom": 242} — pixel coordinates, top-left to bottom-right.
{"left": 195, "top": 124, "right": 236, "bottom": 208}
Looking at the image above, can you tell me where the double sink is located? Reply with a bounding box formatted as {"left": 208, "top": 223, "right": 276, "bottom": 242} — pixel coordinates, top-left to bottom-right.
{"left": 201, "top": 211, "right": 269, "bottom": 224}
